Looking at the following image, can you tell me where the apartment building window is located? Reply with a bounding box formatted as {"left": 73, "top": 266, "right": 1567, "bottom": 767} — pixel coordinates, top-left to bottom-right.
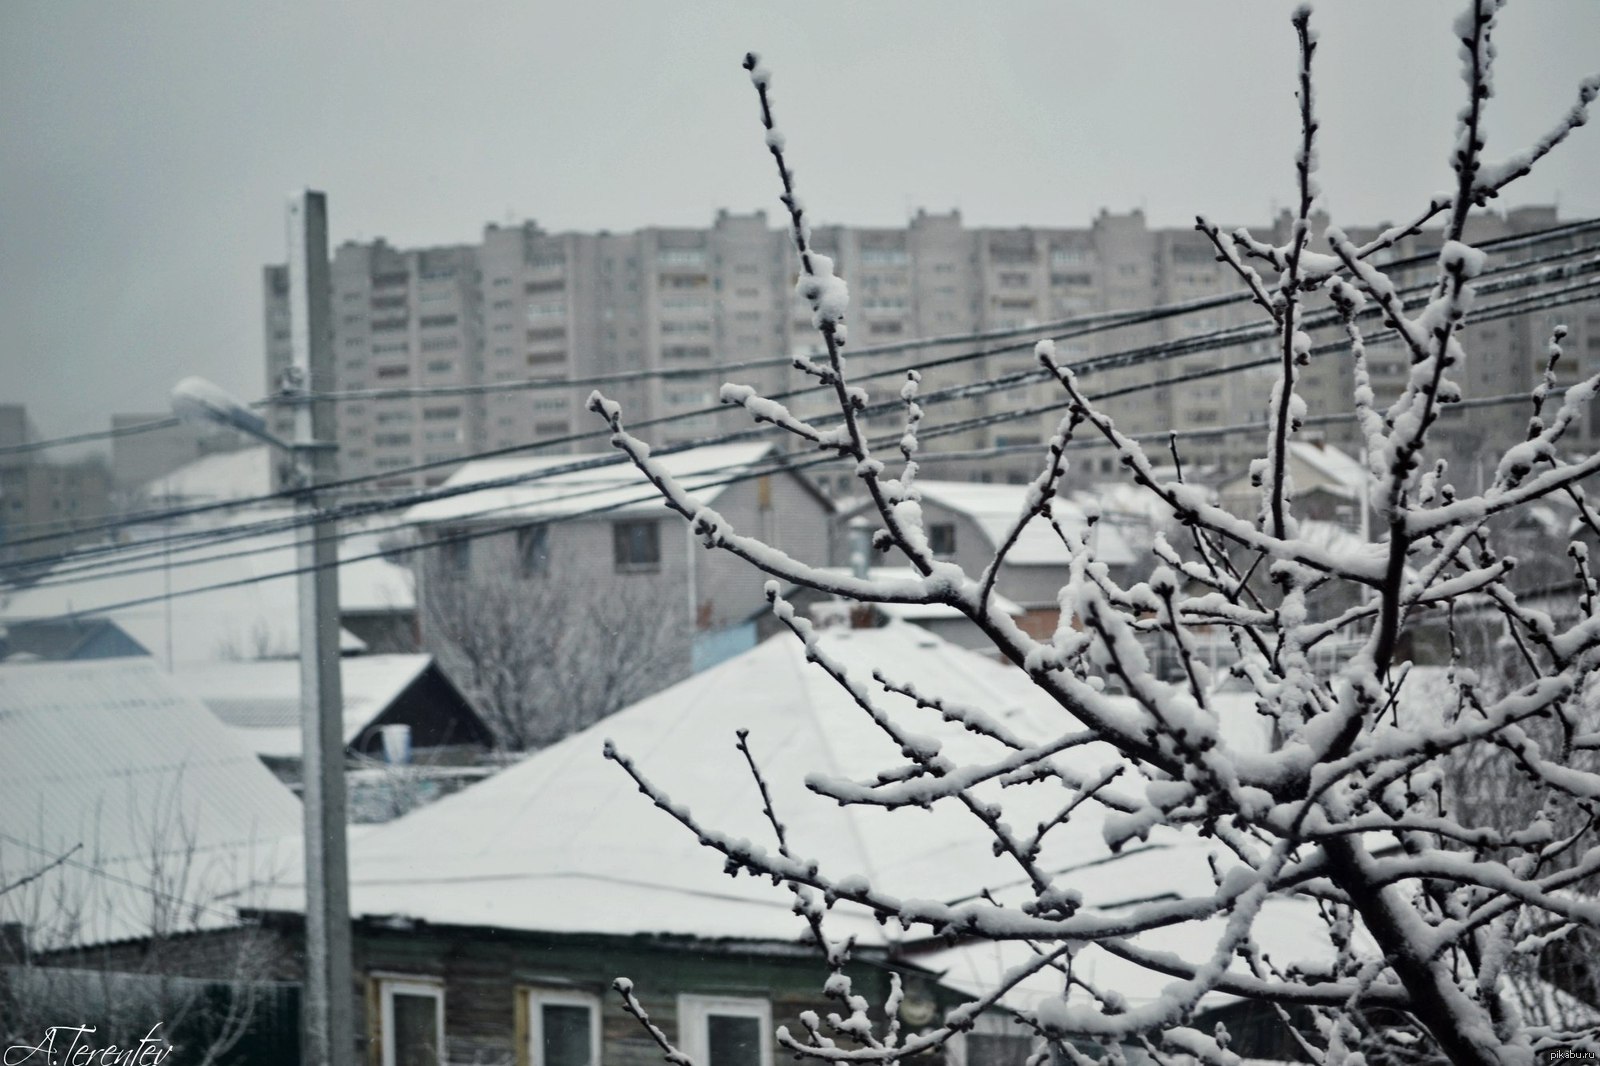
{"left": 376, "top": 976, "right": 444, "bottom": 1066}
{"left": 517, "top": 527, "right": 550, "bottom": 578}
{"left": 426, "top": 360, "right": 456, "bottom": 374}
{"left": 527, "top": 302, "right": 566, "bottom": 322}
{"left": 374, "top": 432, "right": 412, "bottom": 447}
{"left": 657, "top": 248, "right": 706, "bottom": 267}
{"left": 613, "top": 520, "right": 660, "bottom": 572}
{"left": 423, "top": 406, "right": 461, "bottom": 421}
{"left": 860, "top": 248, "right": 909, "bottom": 266}
{"left": 929, "top": 523, "right": 957, "bottom": 558}
{"left": 678, "top": 995, "right": 771, "bottom": 1066}
{"left": 662, "top": 345, "right": 712, "bottom": 361}
{"left": 524, "top": 989, "right": 599, "bottom": 1066}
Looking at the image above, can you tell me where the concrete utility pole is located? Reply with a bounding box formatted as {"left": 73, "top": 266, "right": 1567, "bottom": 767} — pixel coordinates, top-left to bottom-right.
{"left": 287, "top": 190, "right": 355, "bottom": 1066}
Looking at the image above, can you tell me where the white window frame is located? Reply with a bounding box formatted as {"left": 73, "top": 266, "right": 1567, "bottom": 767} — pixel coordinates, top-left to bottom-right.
{"left": 677, "top": 994, "right": 772, "bottom": 1066}
{"left": 377, "top": 975, "right": 445, "bottom": 1066}
{"left": 526, "top": 988, "right": 602, "bottom": 1066}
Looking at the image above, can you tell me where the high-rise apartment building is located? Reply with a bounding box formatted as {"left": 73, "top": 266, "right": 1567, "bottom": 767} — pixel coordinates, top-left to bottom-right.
{"left": 265, "top": 206, "right": 1594, "bottom": 496}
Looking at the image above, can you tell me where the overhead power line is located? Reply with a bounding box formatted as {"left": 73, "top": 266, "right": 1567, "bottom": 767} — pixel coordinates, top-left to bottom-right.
{"left": 15, "top": 264, "right": 1599, "bottom": 599}
{"left": 3, "top": 232, "right": 1595, "bottom": 570}
{"left": 14, "top": 365, "right": 1585, "bottom": 627}
{"left": 6, "top": 262, "right": 1597, "bottom": 585}
{"left": 5, "top": 215, "right": 1596, "bottom": 463}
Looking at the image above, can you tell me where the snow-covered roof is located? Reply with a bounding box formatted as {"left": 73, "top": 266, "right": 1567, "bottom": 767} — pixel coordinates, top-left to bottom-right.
{"left": 911, "top": 480, "right": 1137, "bottom": 568}
{"left": 0, "top": 659, "right": 302, "bottom": 948}
{"left": 1287, "top": 441, "right": 1366, "bottom": 498}
{"left": 140, "top": 446, "right": 274, "bottom": 505}
{"left": 170, "top": 654, "right": 434, "bottom": 759}
{"left": 0, "top": 512, "right": 414, "bottom": 666}
{"left": 404, "top": 443, "right": 780, "bottom": 526}
{"left": 260, "top": 625, "right": 1216, "bottom": 945}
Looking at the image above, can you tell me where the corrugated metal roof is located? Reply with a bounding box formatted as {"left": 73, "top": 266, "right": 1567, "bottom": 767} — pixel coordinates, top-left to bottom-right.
{"left": 0, "top": 512, "right": 414, "bottom": 665}
{"left": 404, "top": 442, "right": 776, "bottom": 525}
{"left": 0, "top": 659, "right": 303, "bottom": 948}
{"left": 259, "top": 625, "right": 1221, "bottom": 946}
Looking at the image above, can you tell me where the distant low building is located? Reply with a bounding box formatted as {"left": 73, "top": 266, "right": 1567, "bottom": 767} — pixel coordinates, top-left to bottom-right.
{"left": 1218, "top": 440, "right": 1368, "bottom": 528}
{"left": 836, "top": 479, "right": 1137, "bottom": 637}
{"left": 404, "top": 441, "right": 834, "bottom": 671}
{"left": 0, "top": 616, "right": 147, "bottom": 662}
{"left": 0, "top": 511, "right": 417, "bottom": 665}
{"left": 171, "top": 653, "right": 496, "bottom": 813}
{"left": 110, "top": 412, "right": 247, "bottom": 499}
{"left": 134, "top": 444, "right": 276, "bottom": 508}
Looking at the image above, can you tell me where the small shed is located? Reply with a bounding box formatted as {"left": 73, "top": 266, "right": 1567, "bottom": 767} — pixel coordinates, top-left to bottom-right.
{"left": 171, "top": 654, "right": 495, "bottom": 780}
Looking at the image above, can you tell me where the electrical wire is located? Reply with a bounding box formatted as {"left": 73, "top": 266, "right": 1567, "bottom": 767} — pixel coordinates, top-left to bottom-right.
{"left": 8, "top": 266, "right": 1597, "bottom": 589}
{"left": 7, "top": 226, "right": 1592, "bottom": 563}
{"left": 6, "top": 214, "right": 1594, "bottom": 462}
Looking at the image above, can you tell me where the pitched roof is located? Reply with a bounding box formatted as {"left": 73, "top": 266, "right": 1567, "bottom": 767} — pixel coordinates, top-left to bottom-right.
{"left": 0, "top": 659, "right": 303, "bottom": 947}
{"left": 1287, "top": 441, "right": 1366, "bottom": 497}
{"left": 140, "top": 446, "right": 274, "bottom": 505}
{"left": 0, "top": 513, "right": 414, "bottom": 666}
{"left": 170, "top": 654, "right": 435, "bottom": 759}
{"left": 403, "top": 442, "right": 780, "bottom": 526}
{"left": 911, "top": 481, "right": 1136, "bottom": 568}
{"left": 260, "top": 625, "right": 1231, "bottom": 946}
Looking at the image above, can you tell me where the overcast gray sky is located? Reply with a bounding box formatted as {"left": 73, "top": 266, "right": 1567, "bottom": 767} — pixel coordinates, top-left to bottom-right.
{"left": 3, "top": 1, "right": 1597, "bottom": 446}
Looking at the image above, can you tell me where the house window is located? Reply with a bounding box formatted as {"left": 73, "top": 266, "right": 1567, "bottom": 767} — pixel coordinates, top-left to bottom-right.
{"left": 678, "top": 995, "right": 771, "bottom": 1066}
{"left": 929, "top": 523, "right": 957, "bottom": 558}
{"left": 526, "top": 989, "right": 600, "bottom": 1066}
{"left": 517, "top": 527, "right": 549, "bottom": 577}
{"left": 613, "top": 520, "right": 660, "bottom": 572}
{"left": 377, "top": 977, "right": 444, "bottom": 1066}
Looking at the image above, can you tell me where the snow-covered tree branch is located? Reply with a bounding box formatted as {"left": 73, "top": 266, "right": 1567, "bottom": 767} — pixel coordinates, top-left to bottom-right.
{"left": 590, "top": 4, "right": 1600, "bottom": 1062}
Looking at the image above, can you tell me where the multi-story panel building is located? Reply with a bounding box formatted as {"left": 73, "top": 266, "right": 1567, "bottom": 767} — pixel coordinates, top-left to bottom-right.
{"left": 0, "top": 406, "right": 113, "bottom": 567}
{"left": 266, "top": 205, "right": 1593, "bottom": 496}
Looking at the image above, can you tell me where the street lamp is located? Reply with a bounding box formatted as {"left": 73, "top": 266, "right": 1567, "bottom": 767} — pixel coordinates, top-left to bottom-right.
{"left": 171, "top": 190, "right": 353, "bottom": 1066}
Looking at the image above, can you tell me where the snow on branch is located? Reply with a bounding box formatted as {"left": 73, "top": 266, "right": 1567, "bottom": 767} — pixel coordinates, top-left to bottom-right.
{"left": 597, "top": 5, "right": 1600, "bottom": 1062}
